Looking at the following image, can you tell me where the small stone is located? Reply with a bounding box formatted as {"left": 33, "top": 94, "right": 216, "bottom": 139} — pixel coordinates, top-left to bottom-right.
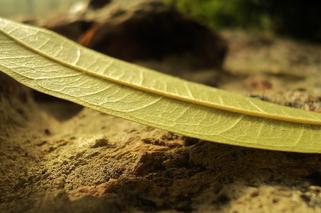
{"left": 91, "top": 138, "right": 109, "bottom": 148}
{"left": 44, "top": 129, "right": 51, "bottom": 136}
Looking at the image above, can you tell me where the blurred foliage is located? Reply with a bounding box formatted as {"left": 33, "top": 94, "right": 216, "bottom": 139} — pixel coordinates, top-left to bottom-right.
{"left": 165, "top": 0, "right": 321, "bottom": 42}
{"left": 165, "top": 0, "right": 269, "bottom": 29}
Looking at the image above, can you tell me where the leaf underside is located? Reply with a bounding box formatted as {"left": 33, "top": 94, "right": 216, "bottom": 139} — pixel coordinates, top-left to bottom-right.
{"left": 0, "top": 18, "right": 321, "bottom": 153}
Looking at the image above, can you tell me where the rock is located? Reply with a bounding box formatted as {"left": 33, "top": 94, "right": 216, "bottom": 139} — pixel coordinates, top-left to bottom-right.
{"left": 80, "top": 0, "right": 227, "bottom": 68}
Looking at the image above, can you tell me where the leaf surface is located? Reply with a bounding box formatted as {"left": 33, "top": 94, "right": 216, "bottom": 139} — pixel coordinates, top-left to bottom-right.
{"left": 0, "top": 18, "right": 321, "bottom": 153}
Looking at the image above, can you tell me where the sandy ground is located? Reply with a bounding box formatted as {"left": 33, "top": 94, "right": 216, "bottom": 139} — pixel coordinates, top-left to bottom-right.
{"left": 1, "top": 32, "right": 321, "bottom": 213}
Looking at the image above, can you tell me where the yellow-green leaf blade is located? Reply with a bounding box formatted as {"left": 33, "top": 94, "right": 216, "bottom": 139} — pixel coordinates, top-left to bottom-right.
{"left": 0, "top": 17, "right": 321, "bottom": 153}
{"left": 2, "top": 18, "right": 321, "bottom": 125}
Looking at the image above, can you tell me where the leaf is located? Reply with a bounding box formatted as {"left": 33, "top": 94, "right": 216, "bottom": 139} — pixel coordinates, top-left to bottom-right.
{"left": 0, "top": 17, "right": 321, "bottom": 153}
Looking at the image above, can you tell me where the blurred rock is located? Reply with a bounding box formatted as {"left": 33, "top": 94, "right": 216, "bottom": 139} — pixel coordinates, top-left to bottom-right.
{"left": 47, "top": 20, "right": 93, "bottom": 41}
{"left": 80, "top": 0, "right": 227, "bottom": 68}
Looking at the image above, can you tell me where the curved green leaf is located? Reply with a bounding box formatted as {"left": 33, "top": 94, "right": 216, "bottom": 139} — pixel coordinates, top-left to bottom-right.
{"left": 0, "top": 17, "right": 320, "bottom": 153}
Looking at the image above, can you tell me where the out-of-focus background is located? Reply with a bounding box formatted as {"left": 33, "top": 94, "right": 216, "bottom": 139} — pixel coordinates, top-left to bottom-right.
{"left": 0, "top": 0, "right": 86, "bottom": 18}
{"left": 1, "top": 0, "right": 320, "bottom": 41}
